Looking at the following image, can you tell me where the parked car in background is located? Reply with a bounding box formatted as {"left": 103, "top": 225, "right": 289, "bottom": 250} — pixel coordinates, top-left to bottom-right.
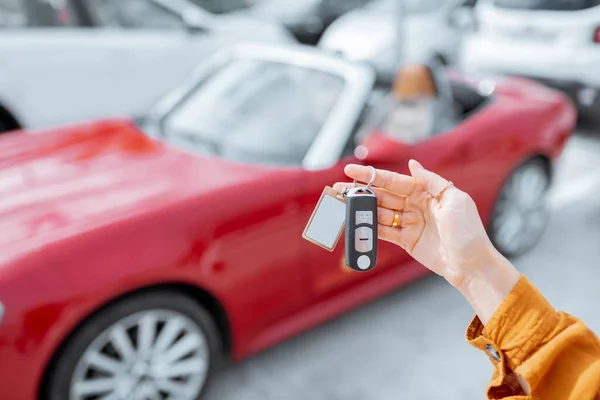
{"left": 240, "top": 0, "right": 373, "bottom": 44}
{"left": 0, "top": 43, "right": 575, "bottom": 400}
{"left": 0, "top": 0, "right": 294, "bottom": 133}
{"left": 74, "top": 0, "right": 293, "bottom": 43}
{"left": 460, "top": 0, "right": 600, "bottom": 120}
{"left": 0, "top": 0, "right": 293, "bottom": 40}
{"left": 318, "top": 0, "right": 477, "bottom": 74}
{"left": 126, "top": 0, "right": 371, "bottom": 45}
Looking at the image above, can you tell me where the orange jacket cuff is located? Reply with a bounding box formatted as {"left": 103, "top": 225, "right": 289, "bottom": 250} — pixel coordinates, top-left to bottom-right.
{"left": 465, "top": 274, "right": 560, "bottom": 370}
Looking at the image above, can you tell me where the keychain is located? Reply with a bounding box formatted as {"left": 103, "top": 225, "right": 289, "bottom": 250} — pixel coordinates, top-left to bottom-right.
{"left": 342, "top": 167, "right": 378, "bottom": 272}
{"left": 302, "top": 167, "right": 379, "bottom": 272}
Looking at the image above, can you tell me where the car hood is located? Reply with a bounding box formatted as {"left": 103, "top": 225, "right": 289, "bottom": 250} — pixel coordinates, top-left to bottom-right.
{"left": 0, "top": 119, "right": 286, "bottom": 263}
{"left": 318, "top": 11, "right": 432, "bottom": 60}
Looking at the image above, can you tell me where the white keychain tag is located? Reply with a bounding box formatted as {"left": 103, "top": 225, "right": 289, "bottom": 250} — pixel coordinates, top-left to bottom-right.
{"left": 302, "top": 187, "right": 347, "bottom": 251}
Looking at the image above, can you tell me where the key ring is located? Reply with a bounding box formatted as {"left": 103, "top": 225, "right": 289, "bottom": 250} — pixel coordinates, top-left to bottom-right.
{"left": 343, "top": 166, "right": 377, "bottom": 197}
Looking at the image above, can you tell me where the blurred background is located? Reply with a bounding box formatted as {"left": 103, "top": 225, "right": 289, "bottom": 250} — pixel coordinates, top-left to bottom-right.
{"left": 1, "top": 0, "right": 599, "bottom": 399}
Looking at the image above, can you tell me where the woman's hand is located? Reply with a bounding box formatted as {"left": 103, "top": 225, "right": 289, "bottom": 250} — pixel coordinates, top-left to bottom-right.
{"left": 334, "top": 160, "right": 520, "bottom": 324}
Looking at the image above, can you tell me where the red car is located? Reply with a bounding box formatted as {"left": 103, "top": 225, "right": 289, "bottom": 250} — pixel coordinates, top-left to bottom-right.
{"left": 0, "top": 44, "right": 575, "bottom": 400}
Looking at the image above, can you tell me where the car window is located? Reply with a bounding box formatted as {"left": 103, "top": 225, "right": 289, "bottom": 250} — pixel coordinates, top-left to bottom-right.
{"left": 188, "top": 0, "right": 249, "bottom": 14}
{"left": 83, "top": 0, "right": 183, "bottom": 29}
{"left": 493, "top": 0, "right": 600, "bottom": 10}
{"left": 0, "top": 0, "right": 81, "bottom": 27}
{"left": 163, "top": 59, "right": 346, "bottom": 166}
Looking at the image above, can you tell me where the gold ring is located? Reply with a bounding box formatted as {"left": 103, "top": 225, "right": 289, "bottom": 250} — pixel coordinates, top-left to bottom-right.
{"left": 435, "top": 181, "right": 454, "bottom": 202}
{"left": 392, "top": 209, "right": 401, "bottom": 228}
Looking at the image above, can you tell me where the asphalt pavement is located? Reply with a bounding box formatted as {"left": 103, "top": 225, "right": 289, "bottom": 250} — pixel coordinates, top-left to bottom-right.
{"left": 205, "top": 127, "right": 600, "bottom": 400}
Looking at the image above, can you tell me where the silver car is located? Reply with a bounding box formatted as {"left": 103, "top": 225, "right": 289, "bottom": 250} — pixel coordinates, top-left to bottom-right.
{"left": 0, "top": 0, "right": 295, "bottom": 133}
{"left": 318, "top": 0, "right": 477, "bottom": 73}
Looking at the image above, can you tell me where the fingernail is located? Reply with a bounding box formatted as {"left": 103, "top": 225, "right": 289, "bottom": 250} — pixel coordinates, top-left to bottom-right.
{"left": 409, "top": 159, "right": 424, "bottom": 170}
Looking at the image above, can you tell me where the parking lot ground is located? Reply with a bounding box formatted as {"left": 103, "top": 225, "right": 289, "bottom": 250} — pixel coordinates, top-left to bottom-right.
{"left": 205, "top": 127, "right": 600, "bottom": 400}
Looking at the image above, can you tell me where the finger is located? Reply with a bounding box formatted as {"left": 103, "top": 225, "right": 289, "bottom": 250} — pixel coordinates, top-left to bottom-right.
{"left": 408, "top": 160, "right": 453, "bottom": 198}
{"left": 378, "top": 225, "right": 411, "bottom": 252}
{"left": 332, "top": 183, "right": 406, "bottom": 210}
{"left": 377, "top": 207, "right": 420, "bottom": 227}
{"left": 378, "top": 207, "right": 398, "bottom": 227}
{"left": 332, "top": 182, "right": 354, "bottom": 192}
{"left": 344, "top": 164, "right": 416, "bottom": 196}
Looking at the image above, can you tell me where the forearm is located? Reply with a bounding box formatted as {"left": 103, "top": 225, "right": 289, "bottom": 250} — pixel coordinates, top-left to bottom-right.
{"left": 454, "top": 246, "right": 520, "bottom": 326}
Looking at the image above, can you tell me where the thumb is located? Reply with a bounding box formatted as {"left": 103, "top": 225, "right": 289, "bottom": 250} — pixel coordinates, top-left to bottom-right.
{"left": 408, "top": 159, "right": 451, "bottom": 197}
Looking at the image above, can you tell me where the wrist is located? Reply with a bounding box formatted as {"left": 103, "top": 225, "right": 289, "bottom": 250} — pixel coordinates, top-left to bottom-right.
{"left": 456, "top": 246, "right": 520, "bottom": 326}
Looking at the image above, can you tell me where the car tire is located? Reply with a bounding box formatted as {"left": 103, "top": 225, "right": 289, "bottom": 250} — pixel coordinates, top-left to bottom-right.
{"left": 44, "top": 290, "right": 223, "bottom": 400}
{"left": 489, "top": 158, "right": 551, "bottom": 258}
{"left": 0, "top": 119, "right": 10, "bottom": 134}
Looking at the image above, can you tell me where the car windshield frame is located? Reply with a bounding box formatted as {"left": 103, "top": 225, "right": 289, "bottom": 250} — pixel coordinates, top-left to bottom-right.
{"left": 149, "top": 44, "right": 376, "bottom": 171}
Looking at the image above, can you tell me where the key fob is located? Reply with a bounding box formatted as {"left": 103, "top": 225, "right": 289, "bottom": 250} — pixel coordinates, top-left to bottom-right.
{"left": 345, "top": 186, "right": 378, "bottom": 272}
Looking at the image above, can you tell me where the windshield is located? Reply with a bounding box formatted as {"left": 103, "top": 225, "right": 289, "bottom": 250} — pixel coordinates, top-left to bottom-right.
{"left": 162, "top": 59, "right": 346, "bottom": 166}
{"left": 367, "top": 0, "right": 447, "bottom": 14}
{"left": 493, "top": 0, "right": 600, "bottom": 10}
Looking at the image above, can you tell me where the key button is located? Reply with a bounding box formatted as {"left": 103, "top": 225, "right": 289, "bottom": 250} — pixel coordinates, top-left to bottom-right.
{"left": 357, "top": 255, "right": 371, "bottom": 270}
{"left": 355, "top": 227, "right": 373, "bottom": 253}
{"left": 355, "top": 211, "right": 373, "bottom": 225}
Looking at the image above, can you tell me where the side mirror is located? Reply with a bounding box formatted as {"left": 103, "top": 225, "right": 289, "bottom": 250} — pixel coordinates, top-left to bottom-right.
{"left": 354, "top": 134, "right": 411, "bottom": 165}
{"left": 448, "top": 6, "right": 476, "bottom": 32}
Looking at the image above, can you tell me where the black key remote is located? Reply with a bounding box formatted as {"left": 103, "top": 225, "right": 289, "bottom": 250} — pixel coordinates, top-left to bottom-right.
{"left": 345, "top": 186, "right": 378, "bottom": 272}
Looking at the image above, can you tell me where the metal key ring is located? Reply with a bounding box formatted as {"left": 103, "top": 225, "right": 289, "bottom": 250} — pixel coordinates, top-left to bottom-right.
{"left": 354, "top": 166, "right": 376, "bottom": 188}
{"left": 343, "top": 166, "right": 377, "bottom": 198}
{"left": 366, "top": 166, "right": 376, "bottom": 190}
{"left": 349, "top": 166, "right": 377, "bottom": 194}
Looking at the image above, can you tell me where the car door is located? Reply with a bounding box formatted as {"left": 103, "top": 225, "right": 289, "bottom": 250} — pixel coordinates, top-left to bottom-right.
{"left": 406, "top": 104, "right": 488, "bottom": 206}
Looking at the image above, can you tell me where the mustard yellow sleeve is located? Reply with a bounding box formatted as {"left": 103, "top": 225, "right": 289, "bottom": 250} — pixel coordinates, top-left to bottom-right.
{"left": 466, "top": 275, "right": 600, "bottom": 400}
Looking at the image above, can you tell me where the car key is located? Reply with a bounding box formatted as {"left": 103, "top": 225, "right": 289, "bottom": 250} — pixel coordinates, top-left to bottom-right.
{"left": 344, "top": 185, "right": 378, "bottom": 272}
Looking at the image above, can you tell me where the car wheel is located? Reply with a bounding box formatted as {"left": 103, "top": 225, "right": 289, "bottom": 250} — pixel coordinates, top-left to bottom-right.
{"left": 45, "top": 291, "right": 222, "bottom": 400}
{"left": 489, "top": 158, "right": 551, "bottom": 257}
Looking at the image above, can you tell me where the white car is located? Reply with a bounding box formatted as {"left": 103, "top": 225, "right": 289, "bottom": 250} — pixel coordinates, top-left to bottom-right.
{"left": 460, "top": 0, "right": 600, "bottom": 113}
{"left": 0, "top": 0, "right": 294, "bottom": 133}
{"left": 317, "top": 0, "right": 476, "bottom": 73}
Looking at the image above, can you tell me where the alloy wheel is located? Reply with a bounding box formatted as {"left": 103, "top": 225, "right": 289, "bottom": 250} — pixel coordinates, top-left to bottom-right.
{"left": 491, "top": 161, "right": 550, "bottom": 256}
{"left": 70, "top": 309, "right": 209, "bottom": 400}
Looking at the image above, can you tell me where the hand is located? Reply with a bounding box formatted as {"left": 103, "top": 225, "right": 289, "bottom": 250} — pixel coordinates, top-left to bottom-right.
{"left": 334, "top": 160, "right": 520, "bottom": 324}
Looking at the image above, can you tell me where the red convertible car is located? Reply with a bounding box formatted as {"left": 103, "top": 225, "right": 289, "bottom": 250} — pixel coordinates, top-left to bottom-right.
{"left": 0, "top": 44, "right": 575, "bottom": 400}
